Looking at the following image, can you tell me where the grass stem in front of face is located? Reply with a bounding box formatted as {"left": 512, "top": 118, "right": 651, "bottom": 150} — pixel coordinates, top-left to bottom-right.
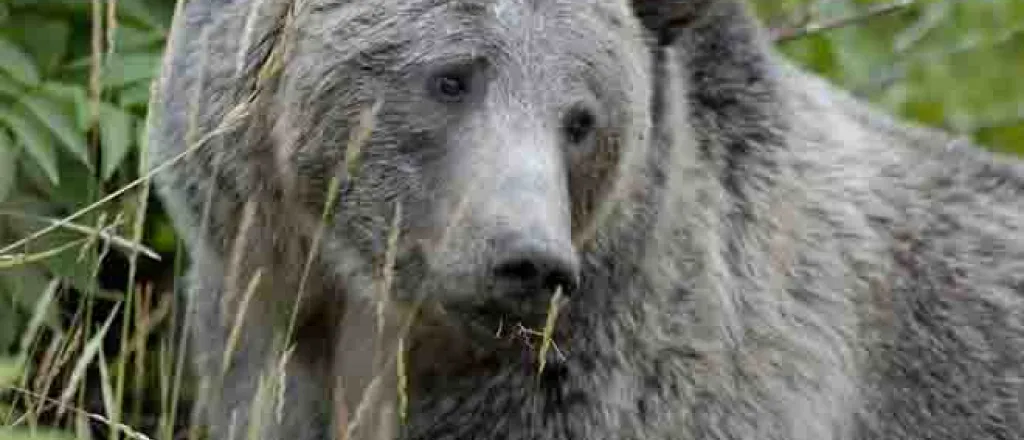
{"left": 221, "top": 268, "right": 264, "bottom": 378}
{"left": 6, "top": 387, "right": 155, "bottom": 440}
{"left": 537, "top": 285, "right": 565, "bottom": 378}
{"left": 57, "top": 302, "right": 121, "bottom": 416}
{"left": 396, "top": 336, "right": 408, "bottom": 427}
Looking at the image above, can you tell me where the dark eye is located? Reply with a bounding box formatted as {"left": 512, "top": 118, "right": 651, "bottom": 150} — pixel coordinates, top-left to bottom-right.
{"left": 563, "top": 107, "right": 596, "bottom": 144}
{"left": 429, "top": 70, "right": 472, "bottom": 103}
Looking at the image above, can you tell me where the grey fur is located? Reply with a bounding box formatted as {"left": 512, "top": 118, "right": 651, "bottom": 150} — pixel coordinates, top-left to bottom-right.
{"left": 146, "top": 0, "right": 1024, "bottom": 439}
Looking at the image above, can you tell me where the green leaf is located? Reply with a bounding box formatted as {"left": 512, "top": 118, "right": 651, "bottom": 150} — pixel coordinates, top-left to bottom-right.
{"left": 0, "top": 318, "right": 15, "bottom": 356}
{"left": 0, "top": 129, "right": 17, "bottom": 202}
{"left": 15, "top": 148, "right": 59, "bottom": 198}
{"left": 975, "top": 120, "right": 1024, "bottom": 156}
{"left": 65, "top": 52, "right": 162, "bottom": 90}
{"left": 118, "top": 81, "right": 153, "bottom": 110}
{"left": 0, "top": 106, "right": 58, "bottom": 185}
{"left": 0, "top": 285, "right": 17, "bottom": 353}
{"left": 0, "top": 77, "right": 21, "bottom": 98}
{"left": 52, "top": 152, "right": 100, "bottom": 209}
{"left": 0, "top": 357, "right": 24, "bottom": 387}
{"left": 0, "top": 264, "right": 56, "bottom": 321}
{"left": 19, "top": 93, "right": 91, "bottom": 169}
{"left": 5, "top": 0, "right": 83, "bottom": 10}
{"left": 113, "top": 23, "right": 167, "bottom": 52}
{"left": 1, "top": 15, "right": 71, "bottom": 76}
{"left": 0, "top": 427, "right": 78, "bottom": 440}
{"left": 99, "top": 104, "right": 135, "bottom": 181}
{"left": 149, "top": 217, "right": 179, "bottom": 254}
{"left": 38, "top": 82, "right": 92, "bottom": 132}
{"left": 0, "top": 38, "right": 40, "bottom": 86}
{"left": 118, "top": 0, "right": 167, "bottom": 31}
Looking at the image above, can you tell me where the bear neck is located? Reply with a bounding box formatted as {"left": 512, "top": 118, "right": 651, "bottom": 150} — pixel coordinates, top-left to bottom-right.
{"left": 561, "top": 5, "right": 869, "bottom": 436}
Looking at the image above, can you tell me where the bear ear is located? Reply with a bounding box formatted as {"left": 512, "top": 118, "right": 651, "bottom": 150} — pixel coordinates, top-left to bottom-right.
{"left": 630, "top": 0, "right": 707, "bottom": 45}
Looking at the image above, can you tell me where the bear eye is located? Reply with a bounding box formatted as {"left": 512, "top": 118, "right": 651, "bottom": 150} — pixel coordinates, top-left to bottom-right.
{"left": 563, "top": 107, "right": 596, "bottom": 144}
{"left": 429, "top": 69, "right": 472, "bottom": 103}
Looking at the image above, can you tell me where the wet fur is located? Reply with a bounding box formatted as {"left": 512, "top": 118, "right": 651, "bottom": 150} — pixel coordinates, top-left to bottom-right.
{"left": 147, "top": 0, "right": 1024, "bottom": 439}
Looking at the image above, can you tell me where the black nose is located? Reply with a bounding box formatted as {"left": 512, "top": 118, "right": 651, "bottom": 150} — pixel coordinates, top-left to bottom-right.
{"left": 492, "top": 243, "right": 580, "bottom": 294}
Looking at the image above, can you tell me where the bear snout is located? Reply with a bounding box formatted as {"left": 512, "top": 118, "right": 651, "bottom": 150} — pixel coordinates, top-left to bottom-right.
{"left": 490, "top": 238, "right": 580, "bottom": 297}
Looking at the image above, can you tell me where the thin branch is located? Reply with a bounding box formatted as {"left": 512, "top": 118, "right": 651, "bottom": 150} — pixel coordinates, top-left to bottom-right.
{"left": 771, "top": 0, "right": 916, "bottom": 43}
{"left": 893, "top": 0, "right": 951, "bottom": 54}
{"left": 0, "top": 211, "right": 161, "bottom": 261}
{"left": 854, "top": 24, "right": 1024, "bottom": 96}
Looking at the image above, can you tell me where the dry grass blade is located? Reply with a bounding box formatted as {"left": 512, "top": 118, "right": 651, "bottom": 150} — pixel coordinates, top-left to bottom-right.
{"left": 4, "top": 387, "right": 154, "bottom": 440}
{"left": 96, "top": 349, "right": 116, "bottom": 423}
{"left": 0, "top": 211, "right": 160, "bottom": 261}
{"left": 396, "top": 337, "right": 408, "bottom": 426}
{"left": 536, "top": 286, "right": 565, "bottom": 377}
{"left": 274, "top": 346, "right": 295, "bottom": 425}
{"left": 344, "top": 374, "right": 383, "bottom": 439}
{"left": 88, "top": 0, "right": 103, "bottom": 132}
{"left": 18, "top": 279, "right": 61, "bottom": 357}
{"left": 223, "top": 200, "right": 259, "bottom": 318}
{"left": 221, "top": 268, "right": 265, "bottom": 377}
{"left": 27, "top": 326, "right": 81, "bottom": 421}
{"left": 346, "top": 100, "right": 381, "bottom": 179}
{"left": 56, "top": 302, "right": 122, "bottom": 416}
{"left": 375, "top": 201, "right": 401, "bottom": 366}
{"left": 284, "top": 174, "right": 342, "bottom": 346}
{"left": 0, "top": 239, "right": 90, "bottom": 268}
{"left": 0, "top": 278, "right": 61, "bottom": 415}
{"left": 76, "top": 408, "right": 94, "bottom": 440}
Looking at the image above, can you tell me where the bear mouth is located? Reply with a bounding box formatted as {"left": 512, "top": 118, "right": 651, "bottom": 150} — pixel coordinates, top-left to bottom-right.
{"left": 419, "top": 294, "right": 563, "bottom": 348}
{"left": 404, "top": 318, "right": 569, "bottom": 384}
{"left": 374, "top": 254, "right": 572, "bottom": 377}
{"left": 387, "top": 256, "right": 566, "bottom": 336}
{"left": 395, "top": 292, "right": 571, "bottom": 378}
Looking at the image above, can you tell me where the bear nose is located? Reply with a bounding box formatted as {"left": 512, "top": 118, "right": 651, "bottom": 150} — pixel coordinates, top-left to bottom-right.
{"left": 492, "top": 243, "right": 580, "bottom": 295}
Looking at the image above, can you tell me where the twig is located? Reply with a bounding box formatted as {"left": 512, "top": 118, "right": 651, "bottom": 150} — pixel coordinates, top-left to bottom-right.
{"left": 854, "top": 24, "right": 1024, "bottom": 96}
{"left": 0, "top": 211, "right": 160, "bottom": 261}
{"left": 2, "top": 386, "right": 154, "bottom": 440}
{"left": 772, "top": 0, "right": 916, "bottom": 43}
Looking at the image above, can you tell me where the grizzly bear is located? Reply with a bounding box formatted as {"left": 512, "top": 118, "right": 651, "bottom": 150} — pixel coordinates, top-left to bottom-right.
{"left": 146, "top": 0, "right": 1024, "bottom": 439}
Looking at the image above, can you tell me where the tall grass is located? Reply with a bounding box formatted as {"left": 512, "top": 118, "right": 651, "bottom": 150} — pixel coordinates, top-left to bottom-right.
{"left": 0, "top": 0, "right": 427, "bottom": 438}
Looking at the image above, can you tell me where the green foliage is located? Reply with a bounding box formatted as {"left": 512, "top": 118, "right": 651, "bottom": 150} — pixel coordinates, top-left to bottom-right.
{"left": 755, "top": 0, "right": 1024, "bottom": 156}
{"left": 0, "top": 427, "right": 77, "bottom": 440}
{"left": 0, "top": 2, "right": 167, "bottom": 201}
{"left": 0, "top": 4, "right": 177, "bottom": 436}
{"left": 0, "top": 0, "right": 175, "bottom": 342}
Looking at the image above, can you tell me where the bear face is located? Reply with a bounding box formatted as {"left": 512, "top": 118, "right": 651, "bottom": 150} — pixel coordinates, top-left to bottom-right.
{"left": 272, "top": 0, "right": 652, "bottom": 327}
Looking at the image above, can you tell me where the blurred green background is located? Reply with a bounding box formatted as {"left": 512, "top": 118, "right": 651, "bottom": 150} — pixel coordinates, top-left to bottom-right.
{"left": 0, "top": 0, "right": 1022, "bottom": 439}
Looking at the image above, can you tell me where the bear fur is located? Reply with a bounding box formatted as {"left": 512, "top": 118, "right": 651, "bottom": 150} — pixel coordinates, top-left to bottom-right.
{"left": 146, "top": 0, "right": 1024, "bottom": 439}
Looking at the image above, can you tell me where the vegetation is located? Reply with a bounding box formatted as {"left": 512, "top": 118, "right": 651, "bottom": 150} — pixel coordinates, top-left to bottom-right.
{"left": 0, "top": 0, "right": 1021, "bottom": 439}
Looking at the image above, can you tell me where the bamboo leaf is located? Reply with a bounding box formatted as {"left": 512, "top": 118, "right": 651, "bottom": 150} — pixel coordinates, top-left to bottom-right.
{"left": 39, "top": 82, "right": 92, "bottom": 132}
{"left": 0, "top": 106, "right": 59, "bottom": 184}
{"left": 20, "top": 93, "right": 92, "bottom": 169}
{"left": 0, "top": 38, "right": 40, "bottom": 86}
{"left": 0, "top": 128, "right": 17, "bottom": 202}
{"left": 0, "top": 357, "right": 24, "bottom": 388}
{"left": 100, "top": 103, "right": 135, "bottom": 181}
{"left": 2, "top": 15, "right": 71, "bottom": 76}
